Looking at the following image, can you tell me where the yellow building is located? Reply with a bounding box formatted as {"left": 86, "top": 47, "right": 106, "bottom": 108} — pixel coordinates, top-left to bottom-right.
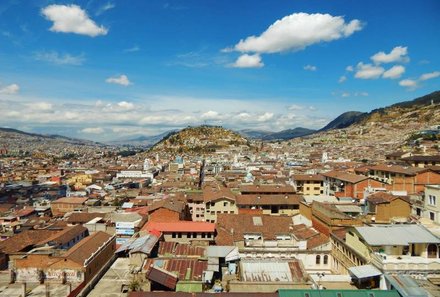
{"left": 203, "top": 186, "right": 238, "bottom": 223}
{"left": 292, "top": 174, "right": 324, "bottom": 196}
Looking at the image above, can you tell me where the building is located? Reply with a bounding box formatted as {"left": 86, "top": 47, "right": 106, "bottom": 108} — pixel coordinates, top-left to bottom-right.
{"left": 203, "top": 186, "right": 238, "bottom": 223}
{"left": 142, "top": 221, "right": 215, "bottom": 245}
{"left": 147, "top": 198, "right": 189, "bottom": 222}
{"left": 365, "top": 192, "right": 411, "bottom": 223}
{"left": 322, "top": 171, "right": 383, "bottom": 199}
{"left": 401, "top": 155, "right": 440, "bottom": 168}
{"left": 424, "top": 184, "right": 440, "bottom": 223}
{"left": 50, "top": 197, "right": 89, "bottom": 217}
{"left": 346, "top": 225, "right": 440, "bottom": 277}
{"left": 291, "top": 174, "right": 324, "bottom": 196}
{"left": 236, "top": 194, "right": 301, "bottom": 216}
{"left": 12, "top": 232, "right": 115, "bottom": 285}
{"left": 367, "top": 165, "right": 440, "bottom": 194}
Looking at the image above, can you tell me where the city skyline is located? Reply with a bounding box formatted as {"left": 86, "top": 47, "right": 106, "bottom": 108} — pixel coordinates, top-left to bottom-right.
{"left": 0, "top": 0, "right": 439, "bottom": 141}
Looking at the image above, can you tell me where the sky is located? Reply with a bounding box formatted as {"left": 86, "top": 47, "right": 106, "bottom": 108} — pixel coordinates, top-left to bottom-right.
{"left": 0, "top": 0, "right": 439, "bottom": 142}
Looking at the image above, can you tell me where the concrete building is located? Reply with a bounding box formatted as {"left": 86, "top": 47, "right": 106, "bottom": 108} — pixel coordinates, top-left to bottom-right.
{"left": 424, "top": 185, "right": 440, "bottom": 223}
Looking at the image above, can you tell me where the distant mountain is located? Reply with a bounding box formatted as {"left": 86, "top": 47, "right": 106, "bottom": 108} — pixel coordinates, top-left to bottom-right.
{"left": 239, "top": 127, "right": 316, "bottom": 141}
{"left": 238, "top": 129, "right": 272, "bottom": 139}
{"left": 320, "top": 91, "right": 440, "bottom": 132}
{"left": 150, "top": 125, "right": 250, "bottom": 153}
{"left": 109, "top": 130, "right": 177, "bottom": 147}
{"left": 262, "top": 127, "right": 317, "bottom": 141}
{"left": 0, "top": 127, "right": 101, "bottom": 144}
{"left": 320, "top": 111, "right": 366, "bottom": 131}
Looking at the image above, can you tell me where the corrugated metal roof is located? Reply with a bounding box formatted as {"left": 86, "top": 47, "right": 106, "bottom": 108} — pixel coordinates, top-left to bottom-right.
{"left": 335, "top": 204, "right": 363, "bottom": 213}
{"left": 240, "top": 260, "right": 305, "bottom": 283}
{"left": 355, "top": 225, "right": 440, "bottom": 246}
{"left": 384, "top": 274, "right": 429, "bottom": 297}
{"left": 115, "top": 234, "right": 160, "bottom": 255}
{"left": 348, "top": 264, "right": 382, "bottom": 279}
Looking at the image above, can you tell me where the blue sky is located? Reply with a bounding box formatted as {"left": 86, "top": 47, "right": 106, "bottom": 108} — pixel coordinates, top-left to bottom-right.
{"left": 0, "top": 0, "right": 439, "bottom": 141}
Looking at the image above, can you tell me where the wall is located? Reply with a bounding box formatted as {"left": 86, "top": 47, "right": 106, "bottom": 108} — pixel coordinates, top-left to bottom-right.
{"left": 344, "top": 230, "right": 371, "bottom": 260}
{"left": 376, "top": 199, "right": 410, "bottom": 222}
{"left": 204, "top": 198, "right": 238, "bottom": 223}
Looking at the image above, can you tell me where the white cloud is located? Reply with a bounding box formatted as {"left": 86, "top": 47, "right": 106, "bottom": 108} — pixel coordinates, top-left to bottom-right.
{"left": 41, "top": 4, "right": 108, "bottom": 37}
{"left": 419, "top": 71, "right": 440, "bottom": 81}
{"left": 105, "top": 75, "right": 131, "bottom": 86}
{"left": 354, "top": 62, "right": 385, "bottom": 79}
{"left": 346, "top": 65, "right": 354, "bottom": 72}
{"left": 304, "top": 65, "right": 317, "bottom": 71}
{"left": 230, "top": 13, "right": 363, "bottom": 54}
{"left": 34, "top": 51, "right": 85, "bottom": 65}
{"left": 257, "top": 112, "right": 274, "bottom": 122}
{"left": 399, "top": 79, "right": 418, "bottom": 89}
{"left": 116, "top": 101, "right": 135, "bottom": 110}
{"left": 81, "top": 127, "right": 104, "bottom": 134}
{"left": 232, "top": 54, "right": 264, "bottom": 68}
{"left": 354, "top": 92, "right": 369, "bottom": 97}
{"left": 28, "top": 102, "right": 53, "bottom": 111}
{"left": 338, "top": 75, "right": 347, "bottom": 83}
{"left": 96, "top": 2, "right": 115, "bottom": 16}
{"left": 0, "top": 84, "right": 19, "bottom": 94}
{"left": 201, "top": 110, "right": 222, "bottom": 120}
{"left": 382, "top": 65, "right": 405, "bottom": 79}
{"left": 341, "top": 92, "right": 350, "bottom": 98}
{"left": 124, "top": 45, "right": 140, "bottom": 53}
{"left": 371, "top": 46, "right": 409, "bottom": 64}
{"left": 288, "top": 104, "right": 303, "bottom": 110}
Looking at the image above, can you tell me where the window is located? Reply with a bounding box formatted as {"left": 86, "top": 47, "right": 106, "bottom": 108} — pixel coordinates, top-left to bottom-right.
{"left": 316, "top": 255, "right": 321, "bottom": 264}
{"left": 223, "top": 202, "right": 228, "bottom": 207}
{"left": 192, "top": 232, "right": 197, "bottom": 238}
{"left": 430, "top": 212, "right": 435, "bottom": 221}
{"left": 201, "top": 232, "right": 206, "bottom": 238}
{"left": 207, "top": 233, "right": 212, "bottom": 238}
{"left": 187, "top": 232, "right": 191, "bottom": 238}
{"left": 172, "top": 232, "right": 176, "bottom": 238}
{"left": 429, "top": 195, "right": 437, "bottom": 205}
{"left": 178, "top": 233, "right": 182, "bottom": 238}
{"left": 323, "top": 255, "right": 328, "bottom": 265}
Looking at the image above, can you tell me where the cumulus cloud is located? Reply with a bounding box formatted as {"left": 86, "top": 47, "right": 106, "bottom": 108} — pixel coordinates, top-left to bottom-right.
{"left": 399, "top": 71, "right": 440, "bottom": 90}
{"left": 354, "top": 62, "right": 385, "bottom": 79}
{"left": 0, "top": 84, "right": 20, "bottom": 94}
{"left": 116, "top": 101, "right": 135, "bottom": 110}
{"left": 338, "top": 75, "right": 347, "bottom": 83}
{"left": 81, "top": 127, "right": 104, "bottom": 134}
{"left": 304, "top": 65, "right": 317, "bottom": 71}
{"left": 346, "top": 65, "right": 354, "bottom": 72}
{"left": 229, "top": 13, "right": 363, "bottom": 54}
{"left": 201, "top": 110, "right": 223, "bottom": 120}
{"left": 257, "top": 112, "right": 274, "bottom": 122}
{"left": 105, "top": 75, "right": 131, "bottom": 86}
{"left": 232, "top": 54, "right": 264, "bottom": 68}
{"left": 371, "top": 46, "right": 409, "bottom": 64}
{"left": 28, "top": 102, "right": 53, "bottom": 111}
{"left": 399, "top": 79, "right": 418, "bottom": 89}
{"left": 419, "top": 71, "right": 440, "bottom": 81}
{"left": 41, "top": 4, "right": 108, "bottom": 37}
{"left": 382, "top": 65, "right": 405, "bottom": 79}
{"left": 34, "top": 51, "right": 85, "bottom": 65}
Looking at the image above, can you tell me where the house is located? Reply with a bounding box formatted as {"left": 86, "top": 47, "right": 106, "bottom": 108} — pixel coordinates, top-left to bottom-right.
{"left": 365, "top": 192, "right": 411, "bottom": 223}
{"left": 37, "top": 225, "right": 89, "bottom": 250}
{"left": 321, "top": 171, "right": 383, "bottom": 199}
{"left": 367, "top": 164, "right": 440, "bottom": 194}
{"left": 235, "top": 194, "right": 301, "bottom": 216}
{"left": 141, "top": 221, "right": 215, "bottom": 245}
{"left": 301, "top": 201, "right": 363, "bottom": 236}
{"left": 50, "top": 197, "right": 89, "bottom": 217}
{"left": 239, "top": 184, "right": 296, "bottom": 195}
{"left": 13, "top": 231, "right": 115, "bottom": 285}
{"left": 215, "top": 214, "right": 331, "bottom": 273}
{"left": 291, "top": 174, "right": 324, "bottom": 195}
{"left": 401, "top": 155, "right": 440, "bottom": 168}
{"left": 203, "top": 186, "right": 238, "bottom": 223}
{"left": 345, "top": 225, "right": 440, "bottom": 277}
{"left": 424, "top": 184, "right": 440, "bottom": 223}
{"left": 148, "top": 198, "right": 189, "bottom": 222}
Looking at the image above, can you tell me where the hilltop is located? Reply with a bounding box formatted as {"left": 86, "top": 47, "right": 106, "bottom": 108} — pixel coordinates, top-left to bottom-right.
{"left": 286, "top": 90, "right": 440, "bottom": 160}
{"left": 0, "top": 127, "right": 106, "bottom": 156}
{"left": 149, "top": 125, "right": 250, "bottom": 154}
